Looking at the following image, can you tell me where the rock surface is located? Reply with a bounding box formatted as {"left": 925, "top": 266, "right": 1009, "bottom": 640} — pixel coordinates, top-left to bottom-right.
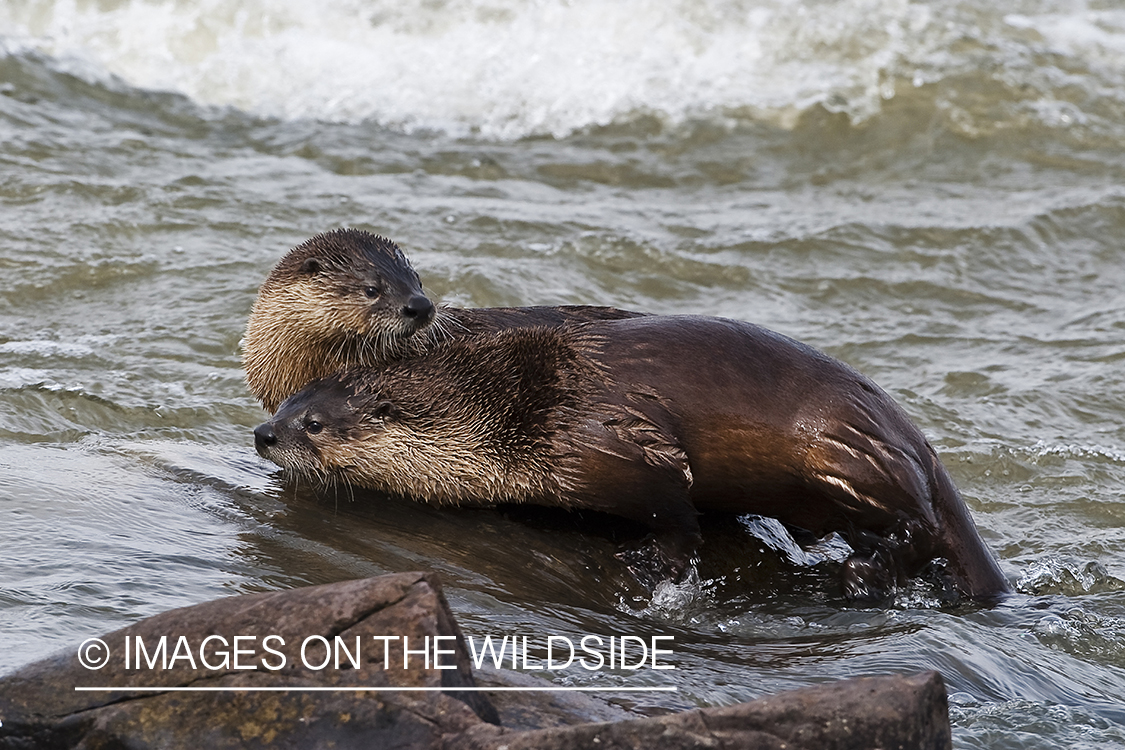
{"left": 0, "top": 572, "right": 952, "bottom": 749}
{"left": 0, "top": 572, "right": 497, "bottom": 749}
{"left": 457, "top": 670, "right": 952, "bottom": 750}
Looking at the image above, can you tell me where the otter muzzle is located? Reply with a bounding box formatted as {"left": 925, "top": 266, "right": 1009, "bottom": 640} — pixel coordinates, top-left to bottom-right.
{"left": 254, "top": 423, "right": 278, "bottom": 457}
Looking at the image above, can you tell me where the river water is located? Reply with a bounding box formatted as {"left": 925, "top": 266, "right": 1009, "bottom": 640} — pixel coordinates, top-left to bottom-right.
{"left": 2, "top": 1, "right": 1125, "bottom": 746}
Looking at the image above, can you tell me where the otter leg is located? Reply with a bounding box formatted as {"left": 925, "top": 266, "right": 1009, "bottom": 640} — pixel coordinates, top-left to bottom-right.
{"left": 842, "top": 550, "right": 896, "bottom": 601}
{"left": 555, "top": 404, "right": 701, "bottom": 583}
{"left": 804, "top": 409, "right": 1008, "bottom": 599}
{"left": 802, "top": 419, "right": 943, "bottom": 600}
{"left": 838, "top": 525, "right": 928, "bottom": 601}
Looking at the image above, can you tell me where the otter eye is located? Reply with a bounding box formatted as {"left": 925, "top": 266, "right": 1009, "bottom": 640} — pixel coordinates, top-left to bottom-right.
{"left": 364, "top": 286, "right": 380, "bottom": 299}
{"left": 306, "top": 420, "right": 323, "bottom": 434}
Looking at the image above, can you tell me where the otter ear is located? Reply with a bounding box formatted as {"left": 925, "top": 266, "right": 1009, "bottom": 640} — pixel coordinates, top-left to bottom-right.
{"left": 301, "top": 258, "right": 323, "bottom": 274}
{"left": 372, "top": 400, "right": 398, "bottom": 421}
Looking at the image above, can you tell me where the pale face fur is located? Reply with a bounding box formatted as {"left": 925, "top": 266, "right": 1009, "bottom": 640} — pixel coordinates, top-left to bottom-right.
{"left": 254, "top": 369, "right": 564, "bottom": 508}
{"left": 243, "top": 230, "right": 439, "bottom": 412}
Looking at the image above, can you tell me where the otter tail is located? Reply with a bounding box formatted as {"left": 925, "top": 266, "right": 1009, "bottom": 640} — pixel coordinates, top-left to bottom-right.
{"left": 925, "top": 448, "right": 1010, "bottom": 600}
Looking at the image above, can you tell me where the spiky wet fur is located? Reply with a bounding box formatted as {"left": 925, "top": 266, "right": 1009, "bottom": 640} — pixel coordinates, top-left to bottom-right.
{"left": 243, "top": 229, "right": 435, "bottom": 412}
{"left": 261, "top": 327, "right": 601, "bottom": 508}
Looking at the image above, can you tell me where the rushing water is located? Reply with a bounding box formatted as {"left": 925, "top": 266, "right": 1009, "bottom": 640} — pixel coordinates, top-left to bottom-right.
{"left": 2, "top": 0, "right": 1125, "bottom": 746}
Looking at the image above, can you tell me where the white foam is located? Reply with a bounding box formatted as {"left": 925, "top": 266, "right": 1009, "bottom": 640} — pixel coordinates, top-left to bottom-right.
{"left": 1005, "top": 11, "right": 1125, "bottom": 62}
{"left": 0, "top": 0, "right": 931, "bottom": 137}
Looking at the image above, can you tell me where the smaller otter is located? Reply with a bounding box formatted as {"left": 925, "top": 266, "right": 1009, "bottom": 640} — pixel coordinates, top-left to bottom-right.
{"left": 254, "top": 316, "right": 1010, "bottom": 601}
{"left": 244, "top": 229, "right": 642, "bottom": 412}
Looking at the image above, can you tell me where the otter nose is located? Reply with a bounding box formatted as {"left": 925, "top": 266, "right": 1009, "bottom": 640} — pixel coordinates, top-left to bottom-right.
{"left": 254, "top": 423, "right": 277, "bottom": 451}
{"left": 402, "top": 295, "right": 435, "bottom": 324}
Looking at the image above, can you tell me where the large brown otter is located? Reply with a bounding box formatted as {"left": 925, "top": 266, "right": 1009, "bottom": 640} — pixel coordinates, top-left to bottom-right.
{"left": 254, "top": 316, "right": 1010, "bottom": 601}
{"left": 244, "top": 229, "right": 642, "bottom": 412}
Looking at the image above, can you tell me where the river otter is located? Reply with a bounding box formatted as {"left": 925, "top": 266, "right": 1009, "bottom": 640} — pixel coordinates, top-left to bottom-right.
{"left": 253, "top": 316, "right": 1010, "bottom": 601}
{"left": 243, "top": 229, "right": 642, "bottom": 412}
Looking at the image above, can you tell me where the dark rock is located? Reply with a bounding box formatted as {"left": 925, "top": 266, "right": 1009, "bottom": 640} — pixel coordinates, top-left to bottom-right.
{"left": 0, "top": 572, "right": 951, "bottom": 750}
{"left": 0, "top": 572, "right": 498, "bottom": 749}
{"left": 451, "top": 671, "right": 952, "bottom": 750}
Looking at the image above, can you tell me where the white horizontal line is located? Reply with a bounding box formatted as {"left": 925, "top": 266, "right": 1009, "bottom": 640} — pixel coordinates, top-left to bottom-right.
{"left": 75, "top": 686, "right": 677, "bottom": 693}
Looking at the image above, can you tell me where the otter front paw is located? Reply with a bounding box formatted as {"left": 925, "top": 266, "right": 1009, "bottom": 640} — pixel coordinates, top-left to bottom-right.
{"left": 841, "top": 549, "right": 897, "bottom": 602}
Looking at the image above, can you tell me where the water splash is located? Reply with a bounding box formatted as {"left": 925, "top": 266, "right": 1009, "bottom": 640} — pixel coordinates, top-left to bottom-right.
{"left": 1, "top": 0, "right": 929, "bottom": 136}
{"left": 1017, "top": 557, "right": 1125, "bottom": 596}
{"left": 1032, "top": 607, "right": 1125, "bottom": 662}
{"left": 738, "top": 514, "right": 853, "bottom": 566}
{"left": 1028, "top": 440, "right": 1125, "bottom": 465}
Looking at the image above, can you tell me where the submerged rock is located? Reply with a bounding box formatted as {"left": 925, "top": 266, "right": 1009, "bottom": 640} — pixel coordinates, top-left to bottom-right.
{"left": 0, "top": 572, "right": 951, "bottom": 750}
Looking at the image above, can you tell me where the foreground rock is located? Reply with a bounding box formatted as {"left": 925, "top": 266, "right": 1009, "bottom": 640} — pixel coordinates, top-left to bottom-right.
{"left": 0, "top": 573, "right": 497, "bottom": 749}
{"left": 0, "top": 572, "right": 951, "bottom": 749}
{"left": 461, "top": 670, "right": 951, "bottom": 750}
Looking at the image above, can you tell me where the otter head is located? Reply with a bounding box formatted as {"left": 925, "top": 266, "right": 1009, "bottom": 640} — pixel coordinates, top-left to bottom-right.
{"left": 244, "top": 229, "right": 437, "bottom": 412}
{"left": 253, "top": 372, "right": 402, "bottom": 487}
{"left": 266, "top": 229, "right": 435, "bottom": 342}
{"left": 254, "top": 363, "right": 536, "bottom": 506}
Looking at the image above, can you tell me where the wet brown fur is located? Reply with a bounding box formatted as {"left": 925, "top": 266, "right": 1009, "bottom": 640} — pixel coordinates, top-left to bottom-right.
{"left": 243, "top": 228, "right": 642, "bottom": 412}
{"left": 256, "top": 316, "right": 1010, "bottom": 601}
